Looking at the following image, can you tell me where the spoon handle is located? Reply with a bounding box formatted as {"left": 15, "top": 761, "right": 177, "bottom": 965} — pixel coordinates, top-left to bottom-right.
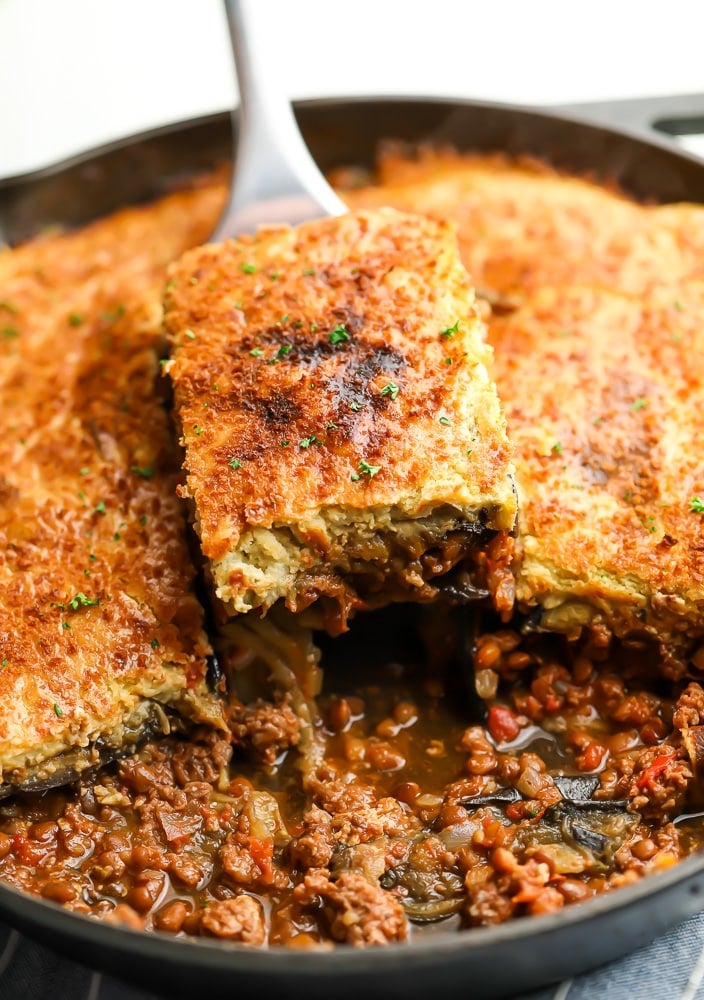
{"left": 214, "top": 0, "right": 346, "bottom": 238}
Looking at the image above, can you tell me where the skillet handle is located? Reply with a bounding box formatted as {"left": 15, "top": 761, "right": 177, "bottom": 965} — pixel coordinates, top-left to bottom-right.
{"left": 554, "top": 92, "right": 704, "bottom": 143}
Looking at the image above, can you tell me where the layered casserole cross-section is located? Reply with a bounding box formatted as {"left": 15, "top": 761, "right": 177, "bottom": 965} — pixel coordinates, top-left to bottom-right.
{"left": 0, "top": 191, "right": 226, "bottom": 796}
{"left": 165, "top": 208, "right": 517, "bottom": 631}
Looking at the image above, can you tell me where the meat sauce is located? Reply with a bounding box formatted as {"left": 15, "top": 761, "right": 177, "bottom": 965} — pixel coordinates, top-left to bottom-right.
{"left": 0, "top": 605, "right": 702, "bottom": 947}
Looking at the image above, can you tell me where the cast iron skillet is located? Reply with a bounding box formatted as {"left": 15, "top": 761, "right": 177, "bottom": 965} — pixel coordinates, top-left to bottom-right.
{"left": 2, "top": 94, "right": 704, "bottom": 999}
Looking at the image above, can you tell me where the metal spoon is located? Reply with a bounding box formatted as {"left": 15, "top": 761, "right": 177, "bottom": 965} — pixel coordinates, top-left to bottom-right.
{"left": 214, "top": 0, "right": 346, "bottom": 238}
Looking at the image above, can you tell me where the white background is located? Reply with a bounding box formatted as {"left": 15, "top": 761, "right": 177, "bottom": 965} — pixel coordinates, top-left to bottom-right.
{"left": 2, "top": 0, "right": 704, "bottom": 178}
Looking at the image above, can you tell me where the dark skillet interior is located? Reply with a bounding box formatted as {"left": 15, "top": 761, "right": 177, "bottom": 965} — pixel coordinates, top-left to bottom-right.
{"left": 2, "top": 96, "right": 704, "bottom": 998}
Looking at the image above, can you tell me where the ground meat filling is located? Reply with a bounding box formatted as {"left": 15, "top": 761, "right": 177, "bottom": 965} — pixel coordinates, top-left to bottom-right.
{"left": 0, "top": 616, "right": 703, "bottom": 947}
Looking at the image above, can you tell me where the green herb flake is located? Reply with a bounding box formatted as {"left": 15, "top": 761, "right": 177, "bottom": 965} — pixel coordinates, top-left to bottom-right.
{"left": 269, "top": 271, "right": 281, "bottom": 281}
{"left": 68, "top": 592, "right": 99, "bottom": 611}
{"left": 184, "top": 329, "right": 196, "bottom": 340}
{"left": 2, "top": 325, "right": 19, "bottom": 340}
{"left": 593, "top": 416, "right": 603, "bottom": 426}
{"left": 151, "top": 638, "right": 160, "bottom": 649}
{"left": 299, "top": 435, "right": 321, "bottom": 449}
{"left": 380, "top": 381, "right": 399, "bottom": 400}
{"left": 551, "top": 442, "right": 563, "bottom": 455}
{"left": 139, "top": 515, "right": 148, "bottom": 526}
{"left": 189, "top": 276, "right": 199, "bottom": 285}
{"left": 94, "top": 500, "right": 107, "bottom": 515}
{"left": 690, "top": 496, "right": 704, "bottom": 514}
{"left": 674, "top": 300, "right": 683, "bottom": 312}
{"left": 240, "top": 262, "right": 257, "bottom": 274}
{"left": 280, "top": 440, "right": 290, "bottom": 448}
{"left": 250, "top": 348, "right": 263, "bottom": 357}
{"left": 228, "top": 459, "right": 242, "bottom": 470}
{"left": 631, "top": 397, "right": 648, "bottom": 412}
{"left": 329, "top": 324, "right": 350, "bottom": 345}
{"left": 280, "top": 314, "right": 289, "bottom": 324}
{"left": 351, "top": 459, "right": 381, "bottom": 481}
{"left": 440, "top": 320, "right": 460, "bottom": 339}
{"left": 326, "top": 421, "right": 338, "bottom": 430}
{"left": 310, "top": 322, "right": 319, "bottom": 332}
{"left": 303, "top": 268, "right": 316, "bottom": 276}
{"left": 624, "top": 490, "right": 633, "bottom": 503}
{"left": 79, "top": 467, "right": 90, "bottom": 477}
{"left": 444, "top": 357, "right": 452, "bottom": 366}
{"left": 68, "top": 312, "right": 84, "bottom": 326}
{"left": 101, "top": 304, "right": 125, "bottom": 324}
{"left": 62, "top": 621, "right": 71, "bottom": 631}
{"left": 53, "top": 704, "right": 64, "bottom": 718}
{"left": 439, "top": 416, "right": 451, "bottom": 426}
{"left": 193, "top": 425, "right": 204, "bottom": 436}
{"left": 113, "top": 532, "right": 121, "bottom": 541}
{"left": 0, "top": 659, "right": 7, "bottom": 669}
{"left": 131, "top": 465, "right": 154, "bottom": 478}
{"left": 165, "top": 279, "right": 176, "bottom": 292}
{"left": 350, "top": 402, "right": 363, "bottom": 412}
{"left": 276, "top": 344, "right": 292, "bottom": 358}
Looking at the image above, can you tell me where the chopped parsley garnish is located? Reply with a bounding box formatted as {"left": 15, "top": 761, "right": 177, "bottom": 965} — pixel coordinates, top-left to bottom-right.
{"left": 139, "top": 515, "right": 147, "bottom": 526}
{"left": 68, "top": 592, "right": 99, "bottom": 610}
{"left": 303, "top": 268, "right": 316, "bottom": 276}
{"left": 68, "top": 312, "right": 84, "bottom": 326}
{"left": 690, "top": 496, "right": 704, "bottom": 514}
{"left": 0, "top": 659, "right": 6, "bottom": 669}
{"left": 440, "top": 320, "right": 460, "bottom": 339}
{"left": 299, "top": 435, "right": 321, "bottom": 449}
{"left": 329, "top": 324, "right": 350, "bottom": 345}
{"left": 624, "top": 490, "right": 633, "bottom": 503}
{"left": 184, "top": 329, "right": 196, "bottom": 340}
{"left": 131, "top": 465, "right": 154, "bottom": 478}
{"left": 280, "top": 440, "right": 290, "bottom": 448}
{"left": 380, "top": 382, "right": 399, "bottom": 400}
{"left": 631, "top": 397, "right": 648, "bottom": 412}
{"left": 351, "top": 459, "right": 381, "bottom": 481}
{"left": 350, "top": 401, "right": 363, "bottom": 412}
{"left": 280, "top": 314, "right": 289, "bottom": 324}
{"left": 193, "top": 425, "right": 204, "bottom": 436}
{"left": 240, "top": 262, "right": 257, "bottom": 274}
{"left": 53, "top": 704, "right": 64, "bottom": 718}
{"left": 228, "top": 458, "right": 242, "bottom": 470}
{"left": 438, "top": 416, "right": 451, "bottom": 426}
{"left": 101, "top": 304, "right": 125, "bottom": 324}
{"left": 165, "top": 279, "right": 176, "bottom": 292}
{"left": 79, "top": 467, "right": 90, "bottom": 476}
{"left": 674, "top": 300, "right": 683, "bottom": 311}
{"left": 2, "top": 325, "right": 19, "bottom": 340}
{"left": 276, "top": 344, "right": 292, "bottom": 358}
{"left": 113, "top": 532, "right": 121, "bottom": 541}
{"left": 269, "top": 271, "right": 281, "bottom": 281}
{"left": 310, "top": 322, "right": 319, "bottom": 332}
{"left": 151, "top": 638, "right": 160, "bottom": 649}
{"left": 62, "top": 622, "right": 71, "bottom": 630}
{"left": 444, "top": 357, "right": 452, "bottom": 366}
{"left": 552, "top": 442, "right": 563, "bottom": 455}
{"left": 326, "top": 421, "right": 338, "bottom": 430}
{"left": 94, "top": 500, "right": 107, "bottom": 515}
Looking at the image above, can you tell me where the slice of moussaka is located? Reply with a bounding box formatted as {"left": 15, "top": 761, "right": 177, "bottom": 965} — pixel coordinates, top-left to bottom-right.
{"left": 489, "top": 281, "right": 704, "bottom": 675}
{"left": 0, "top": 188, "right": 227, "bottom": 797}
{"left": 165, "top": 208, "right": 517, "bottom": 633}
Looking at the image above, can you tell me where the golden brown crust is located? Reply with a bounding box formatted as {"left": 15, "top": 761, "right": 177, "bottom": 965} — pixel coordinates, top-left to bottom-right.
{"left": 164, "top": 209, "right": 516, "bottom": 622}
{"left": 340, "top": 147, "right": 704, "bottom": 299}
{"left": 0, "top": 181, "right": 228, "bottom": 785}
{"left": 489, "top": 282, "right": 704, "bottom": 650}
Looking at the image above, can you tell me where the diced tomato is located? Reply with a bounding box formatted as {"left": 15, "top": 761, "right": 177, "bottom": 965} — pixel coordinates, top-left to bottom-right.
{"left": 487, "top": 706, "right": 520, "bottom": 743}
{"left": 248, "top": 837, "right": 275, "bottom": 883}
{"left": 636, "top": 753, "right": 674, "bottom": 790}
{"left": 577, "top": 742, "right": 607, "bottom": 772}
{"left": 544, "top": 695, "right": 563, "bottom": 713}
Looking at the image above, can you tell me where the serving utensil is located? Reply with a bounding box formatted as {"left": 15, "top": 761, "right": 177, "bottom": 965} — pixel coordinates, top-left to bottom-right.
{"left": 215, "top": 0, "right": 345, "bottom": 237}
